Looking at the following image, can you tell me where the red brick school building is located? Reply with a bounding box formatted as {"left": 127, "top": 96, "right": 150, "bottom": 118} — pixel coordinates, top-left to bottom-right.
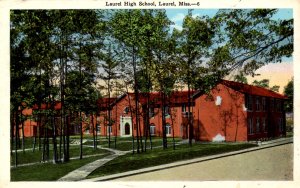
{"left": 19, "top": 80, "right": 287, "bottom": 142}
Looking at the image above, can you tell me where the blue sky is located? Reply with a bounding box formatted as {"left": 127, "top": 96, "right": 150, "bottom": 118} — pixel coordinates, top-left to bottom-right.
{"left": 165, "top": 9, "right": 293, "bottom": 93}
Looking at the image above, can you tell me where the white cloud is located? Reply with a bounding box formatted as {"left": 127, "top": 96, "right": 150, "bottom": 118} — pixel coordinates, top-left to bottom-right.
{"left": 170, "top": 24, "right": 183, "bottom": 31}
{"left": 170, "top": 13, "right": 185, "bottom": 23}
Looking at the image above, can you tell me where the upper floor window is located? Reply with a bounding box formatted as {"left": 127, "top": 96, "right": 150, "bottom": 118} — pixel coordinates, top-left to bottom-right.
{"left": 270, "top": 98, "right": 275, "bottom": 112}
{"left": 164, "top": 106, "right": 170, "bottom": 118}
{"left": 123, "top": 106, "right": 130, "bottom": 114}
{"left": 262, "top": 97, "right": 266, "bottom": 111}
{"left": 149, "top": 107, "right": 155, "bottom": 118}
{"left": 182, "top": 104, "right": 187, "bottom": 113}
{"left": 245, "top": 95, "right": 253, "bottom": 111}
{"left": 256, "top": 96, "right": 261, "bottom": 111}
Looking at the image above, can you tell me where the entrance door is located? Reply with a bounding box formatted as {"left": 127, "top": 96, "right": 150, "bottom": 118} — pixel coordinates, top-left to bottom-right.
{"left": 120, "top": 116, "right": 132, "bottom": 137}
{"left": 125, "top": 123, "right": 130, "bottom": 135}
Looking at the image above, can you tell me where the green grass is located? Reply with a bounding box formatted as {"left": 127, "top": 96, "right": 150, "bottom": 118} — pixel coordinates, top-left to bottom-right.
{"left": 11, "top": 146, "right": 110, "bottom": 166}
{"left": 87, "top": 142, "right": 256, "bottom": 179}
{"left": 11, "top": 155, "right": 108, "bottom": 181}
{"left": 84, "top": 137, "right": 182, "bottom": 151}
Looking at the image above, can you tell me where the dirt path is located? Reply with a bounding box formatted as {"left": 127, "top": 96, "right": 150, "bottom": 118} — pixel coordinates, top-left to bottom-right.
{"left": 112, "top": 143, "right": 293, "bottom": 181}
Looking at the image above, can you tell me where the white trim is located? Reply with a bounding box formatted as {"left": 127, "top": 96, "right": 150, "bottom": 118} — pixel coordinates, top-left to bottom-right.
{"left": 120, "top": 116, "right": 132, "bottom": 137}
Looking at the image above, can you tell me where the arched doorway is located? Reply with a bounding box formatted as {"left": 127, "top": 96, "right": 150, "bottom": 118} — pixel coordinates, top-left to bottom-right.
{"left": 125, "top": 123, "right": 130, "bottom": 135}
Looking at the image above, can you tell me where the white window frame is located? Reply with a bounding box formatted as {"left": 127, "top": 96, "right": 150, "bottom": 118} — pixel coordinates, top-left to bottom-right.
{"left": 150, "top": 124, "right": 156, "bottom": 136}
{"left": 107, "top": 126, "right": 112, "bottom": 135}
{"left": 96, "top": 124, "right": 101, "bottom": 134}
{"left": 166, "top": 123, "right": 172, "bottom": 136}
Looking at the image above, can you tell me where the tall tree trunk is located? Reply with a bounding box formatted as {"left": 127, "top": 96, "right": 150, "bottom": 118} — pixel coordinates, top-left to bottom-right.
{"left": 125, "top": 85, "right": 135, "bottom": 154}
{"left": 14, "top": 110, "right": 19, "bottom": 167}
{"left": 21, "top": 118, "right": 25, "bottom": 153}
{"left": 79, "top": 111, "right": 83, "bottom": 159}
{"left": 11, "top": 112, "right": 14, "bottom": 156}
{"left": 92, "top": 114, "right": 96, "bottom": 149}
{"left": 161, "top": 91, "right": 167, "bottom": 149}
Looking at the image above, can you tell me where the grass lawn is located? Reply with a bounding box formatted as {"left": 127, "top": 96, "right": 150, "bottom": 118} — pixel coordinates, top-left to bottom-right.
{"left": 87, "top": 142, "right": 257, "bottom": 179}
{"left": 11, "top": 146, "right": 111, "bottom": 166}
{"left": 11, "top": 155, "right": 108, "bottom": 181}
{"left": 95, "top": 137, "right": 182, "bottom": 151}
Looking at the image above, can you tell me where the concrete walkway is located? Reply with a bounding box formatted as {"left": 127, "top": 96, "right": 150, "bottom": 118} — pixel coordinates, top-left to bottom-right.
{"left": 58, "top": 147, "right": 130, "bottom": 181}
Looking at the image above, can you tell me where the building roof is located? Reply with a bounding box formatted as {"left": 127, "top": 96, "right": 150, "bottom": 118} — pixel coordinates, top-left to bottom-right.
{"left": 97, "top": 90, "right": 196, "bottom": 110}
{"left": 138, "top": 91, "right": 196, "bottom": 106}
{"left": 221, "top": 80, "right": 287, "bottom": 99}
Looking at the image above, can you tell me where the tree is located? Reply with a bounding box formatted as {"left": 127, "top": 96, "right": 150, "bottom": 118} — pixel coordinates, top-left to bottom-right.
{"left": 284, "top": 78, "right": 293, "bottom": 112}
{"left": 270, "top": 85, "right": 280, "bottom": 92}
{"left": 99, "top": 44, "right": 120, "bottom": 148}
{"left": 174, "top": 10, "right": 215, "bottom": 146}
{"left": 252, "top": 79, "right": 270, "bottom": 88}
{"left": 233, "top": 73, "right": 248, "bottom": 84}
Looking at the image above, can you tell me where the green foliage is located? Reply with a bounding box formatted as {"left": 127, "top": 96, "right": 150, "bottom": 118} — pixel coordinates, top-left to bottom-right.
{"left": 233, "top": 73, "right": 248, "bottom": 84}
{"left": 284, "top": 78, "right": 293, "bottom": 112}
{"left": 252, "top": 79, "right": 270, "bottom": 88}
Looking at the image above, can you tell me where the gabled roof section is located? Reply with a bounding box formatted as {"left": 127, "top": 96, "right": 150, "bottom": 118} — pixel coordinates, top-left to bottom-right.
{"left": 221, "top": 80, "right": 287, "bottom": 99}
{"left": 97, "top": 97, "right": 117, "bottom": 110}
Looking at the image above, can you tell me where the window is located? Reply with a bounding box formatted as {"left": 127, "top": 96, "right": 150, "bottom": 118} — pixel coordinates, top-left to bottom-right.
{"left": 270, "top": 98, "right": 274, "bottom": 112}
{"left": 279, "top": 118, "right": 284, "bottom": 132}
{"left": 246, "top": 95, "right": 253, "bottom": 111}
{"left": 149, "top": 107, "right": 154, "bottom": 118}
{"left": 166, "top": 123, "right": 172, "bottom": 135}
{"left": 107, "top": 126, "right": 112, "bottom": 135}
{"left": 248, "top": 117, "right": 254, "bottom": 134}
{"left": 262, "top": 97, "right": 266, "bottom": 111}
{"left": 164, "top": 106, "right": 170, "bottom": 118}
{"left": 262, "top": 117, "right": 267, "bottom": 132}
{"left": 256, "top": 97, "right": 261, "bottom": 111}
{"left": 123, "top": 107, "right": 129, "bottom": 114}
{"left": 150, "top": 124, "right": 156, "bottom": 136}
{"left": 182, "top": 104, "right": 187, "bottom": 113}
{"left": 256, "top": 117, "right": 260, "bottom": 133}
{"left": 96, "top": 124, "right": 101, "bottom": 134}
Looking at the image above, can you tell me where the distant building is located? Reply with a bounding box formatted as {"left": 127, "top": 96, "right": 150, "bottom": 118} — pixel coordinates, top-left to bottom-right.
{"left": 19, "top": 80, "right": 287, "bottom": 141}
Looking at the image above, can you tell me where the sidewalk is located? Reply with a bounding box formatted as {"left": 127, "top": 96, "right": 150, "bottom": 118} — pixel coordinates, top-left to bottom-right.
{"left": 82, "top": 137, "right": 293, "bottom": 182}
{"left": 58, "top": 147, "right": 130, "bottom": 181}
